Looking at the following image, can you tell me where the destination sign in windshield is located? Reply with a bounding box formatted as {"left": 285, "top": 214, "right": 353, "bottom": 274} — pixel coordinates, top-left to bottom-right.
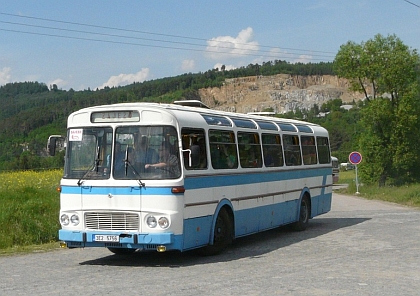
{"left": 91, "top": 111, "right": 140, "bottom": 123}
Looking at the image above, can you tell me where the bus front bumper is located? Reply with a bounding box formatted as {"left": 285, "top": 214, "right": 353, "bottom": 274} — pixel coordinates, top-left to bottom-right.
{"left": 59, "top": 229, "right": 182, "bottom": 251}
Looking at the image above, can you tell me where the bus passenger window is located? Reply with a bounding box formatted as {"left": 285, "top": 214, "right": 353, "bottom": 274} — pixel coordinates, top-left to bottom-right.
{"left": 238, "top": 132, "right": 262, "bottom": 168}
{"left": 283, "top": 134, "right": 301, "bottom": 166}
{"left": 317, "top": 137, "right": 331, "bottom": 164}
{"left": 181, "top": 128, "right": 207, "bottom": 170}
{"left": 262, "top": 134, "right": 283, "bottom": 167}
{"left": 301, "top": 136, "right": 317, "bottom": 165}
{"left": 209, "top": 130, "right": 238, "bottom": 169}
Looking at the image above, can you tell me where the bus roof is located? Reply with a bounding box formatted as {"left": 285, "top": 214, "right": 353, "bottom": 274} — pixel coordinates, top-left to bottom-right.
{"left": 68, "top": 102, "right": 325, "bottom": 132}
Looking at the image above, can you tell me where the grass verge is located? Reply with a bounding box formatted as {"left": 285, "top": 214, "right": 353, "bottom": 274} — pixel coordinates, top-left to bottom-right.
{"left": 0, "top": 241, "right": 62, "bottom": 256}
{"left": 335, "top": 170, "right": 420, "bottom": 207}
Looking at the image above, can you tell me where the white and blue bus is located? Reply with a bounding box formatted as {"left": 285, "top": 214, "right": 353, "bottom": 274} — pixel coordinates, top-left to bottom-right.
{"left": 51, "top": 101, "right": 333, "bottom": 255}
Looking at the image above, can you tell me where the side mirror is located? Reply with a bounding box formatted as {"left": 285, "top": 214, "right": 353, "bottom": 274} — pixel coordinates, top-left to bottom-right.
{"left": 47, "top": 135, "right": 63, "bottom": 156}
{"left": 47, "top": 137, "right": 57, "bottom": 156}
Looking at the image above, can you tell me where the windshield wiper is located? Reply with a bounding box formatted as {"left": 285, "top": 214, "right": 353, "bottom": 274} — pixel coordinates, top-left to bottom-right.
{"left": 95, "top": 146, "right": 101, "bottom": 173}
{"left": 124, "top": 145, "right": 145, "bottom": 187}
{"left": 77, "top": 146, "right": 102, "bottom": 186}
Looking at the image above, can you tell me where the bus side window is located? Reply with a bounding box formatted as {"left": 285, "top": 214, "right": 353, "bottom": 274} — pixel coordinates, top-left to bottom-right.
{"left": 283, "top": 134, "right": 302, "bottom": 166}
{"left": 317, "top": 136, "right": 331, "bottom": 164}
{"left": 238, "top": 132, "right": 262, "bottom": 168}
{"left": 181, "top": 128, "right": 207, "bottom": 170}
{"left": 209, "top": 130, "right": 238, "bottom": 169}
{"left": 301, "top": 135, "right": 317, "bottom": 165}
{"left": 262, "top": 134, "right": 283, "bottom": 167}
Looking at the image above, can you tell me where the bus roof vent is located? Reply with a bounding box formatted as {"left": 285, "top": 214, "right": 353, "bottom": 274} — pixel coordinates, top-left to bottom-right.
{"left": 173, "top": 100, "right": 210, "bottom": 109}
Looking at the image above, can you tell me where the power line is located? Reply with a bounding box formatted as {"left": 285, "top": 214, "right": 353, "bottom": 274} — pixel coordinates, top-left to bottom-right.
{"left": 0, "top": 20, "right": 335, "bottom": 59}
{"left": 0, "top": 11, "right": 336, "bottom": 59}
{"left": 0, "top": 27, "right": 334, "bottom": 61}
{"left": 402, "top": 0, "right": 420, "bottom": 8}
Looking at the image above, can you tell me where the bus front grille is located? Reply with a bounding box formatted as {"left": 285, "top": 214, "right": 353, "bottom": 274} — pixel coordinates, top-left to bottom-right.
{"left": 85, "top": 212, "right": 140, "bottom": 231}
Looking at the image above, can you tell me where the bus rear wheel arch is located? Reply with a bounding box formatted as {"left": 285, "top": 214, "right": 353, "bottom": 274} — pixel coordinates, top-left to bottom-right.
{"left": 292, "top": 194, "right": 311, "bottom": 231}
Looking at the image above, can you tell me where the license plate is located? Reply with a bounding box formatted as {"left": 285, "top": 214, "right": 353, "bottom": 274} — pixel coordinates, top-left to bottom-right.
{"left": 93, "top": 235, "right": 119, "bottom": 242}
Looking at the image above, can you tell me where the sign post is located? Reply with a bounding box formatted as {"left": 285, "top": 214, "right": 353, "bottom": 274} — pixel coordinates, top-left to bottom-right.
{"left": 349, "top": 151, "right": 362, "bottom": 194}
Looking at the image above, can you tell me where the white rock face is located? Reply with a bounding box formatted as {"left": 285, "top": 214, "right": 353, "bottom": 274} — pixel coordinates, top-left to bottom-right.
{"left": 198, "top": 74, "right": 365, "bottom": 114}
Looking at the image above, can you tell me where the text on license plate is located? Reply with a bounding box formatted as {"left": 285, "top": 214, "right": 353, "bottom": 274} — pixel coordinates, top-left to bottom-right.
{"left": 93, "top": 235, "right": 119, "bottom": 242}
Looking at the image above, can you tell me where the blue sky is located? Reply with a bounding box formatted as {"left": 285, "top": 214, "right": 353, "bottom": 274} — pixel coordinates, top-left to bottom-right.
{"left": 0, "top": 0, "right": 419, "bottom": 91}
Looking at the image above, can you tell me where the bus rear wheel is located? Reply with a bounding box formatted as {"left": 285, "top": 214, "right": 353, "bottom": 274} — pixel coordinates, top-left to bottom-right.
{"left": 201, "top": 208, "right": 233, "bottom": 255}
{"left": 107, "top": 247, "right": 137, "bottom": 255}
{"left": 292, "top": 195, "right": 310, "bottom": 231}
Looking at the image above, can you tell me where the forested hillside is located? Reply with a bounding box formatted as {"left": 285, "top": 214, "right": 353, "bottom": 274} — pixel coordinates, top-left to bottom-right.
{"left": 0, "top": 60, "right": 336, "bottom": 170}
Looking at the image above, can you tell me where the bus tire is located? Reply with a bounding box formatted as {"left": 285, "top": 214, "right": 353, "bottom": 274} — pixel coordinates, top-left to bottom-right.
{"left": 107, "top": 247, "right": 136, "bottom": 255}
{"left": 201, "top": 208, "right": 233, "bottom": 255}
{"left": 292, "top": 195, "right": 310, "bottom": 231}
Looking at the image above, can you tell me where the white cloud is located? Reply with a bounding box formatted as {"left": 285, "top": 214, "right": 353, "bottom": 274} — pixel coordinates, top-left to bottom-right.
{"left": 213, "top": 63, "right": 236, "bottom": 71}
{"left": 98, "top": 68, "right": 150, "bottom": 89}
{"left": 206, "top": 27, "right": 259, "bottom": 60}
{"left": 48, "top": 78, "right": 67, "bottom": 89}
{"left": 181, "top": 59, "right": 195, "bottom": 71}
{"left": 0, "top": 67, "right": 12, "bottom": 85}
{"left": 294, "top": 55, "right": 313, "bottom": 63}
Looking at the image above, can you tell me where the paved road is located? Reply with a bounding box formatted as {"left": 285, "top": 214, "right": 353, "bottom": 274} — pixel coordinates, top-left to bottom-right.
{"left": 1, "top": 193, "right": 419, "bottom": 295}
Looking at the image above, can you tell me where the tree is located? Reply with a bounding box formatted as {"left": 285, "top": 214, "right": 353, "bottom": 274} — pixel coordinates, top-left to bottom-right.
{"left": 335, "top": 34, "right": 420, "bottom": 185}
{"left": 334, "top": 34, "right": 418, "bottom": 102}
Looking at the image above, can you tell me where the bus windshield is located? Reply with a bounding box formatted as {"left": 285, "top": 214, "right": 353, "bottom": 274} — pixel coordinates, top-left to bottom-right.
{"left": 64, "top": 125, "right": 181, "bottom": 180}
{"left": 114, "top": 126, "right": 180, "bottom": 180}
{"left": 64, "top": 127, "right": 113, "bottom": 179}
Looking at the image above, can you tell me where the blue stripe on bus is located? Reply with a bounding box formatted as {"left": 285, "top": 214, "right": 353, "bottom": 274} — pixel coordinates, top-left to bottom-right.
{"left": 184, "top": 167, "right": 331, "bottom": 190}
{"left": 60, "top": 167, "right": 331, "bottom": 195}
{"left": 61, "top": 186, "right": 174, "bottom": 195}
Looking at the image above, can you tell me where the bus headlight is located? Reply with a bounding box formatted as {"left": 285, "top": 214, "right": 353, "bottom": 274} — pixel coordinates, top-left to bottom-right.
{"left": 158, "top": 217, "right": 170, "bottom": 229}
{"left": 60, "top": 214, "right": 70, "bottom": 226}
{"left": 146, "top": 216, "right": 157, "bottom": 228}
{"left": 70, "top": 214, "right": 80, "bottom": 226}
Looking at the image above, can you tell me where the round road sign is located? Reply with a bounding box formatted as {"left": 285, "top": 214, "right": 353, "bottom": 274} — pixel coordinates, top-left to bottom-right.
{"left": 349, "top": 151, "right": 362, "bottom": 165}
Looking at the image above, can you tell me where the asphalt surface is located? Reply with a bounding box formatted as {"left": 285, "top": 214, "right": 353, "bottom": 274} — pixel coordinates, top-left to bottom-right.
{"left": 1, "top": 191, "right": 419, "bottom": 295}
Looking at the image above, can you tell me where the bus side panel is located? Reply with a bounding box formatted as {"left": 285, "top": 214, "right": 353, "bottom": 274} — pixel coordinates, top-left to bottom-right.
{"left": 311, "top": 192, "right": 332, "bottom": 216}
{"left": 182, "top": 216, "right": 213, "bottom": 250}
{"left": 233, "top": 198, "right": 300, "bottom": 237}
{"left": 310, "top": 175, "right": 333, "bottom": 217}
{"left": 183, "top": 168, "right": 331, "bottom": 245}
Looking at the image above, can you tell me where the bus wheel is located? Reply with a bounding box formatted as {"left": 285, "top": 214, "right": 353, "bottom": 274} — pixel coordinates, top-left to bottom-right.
{"left": 107, "top": 247, "right": 136, "bottom": 255}
{"left": 201, "top": 208, "right": 233, "bottom": 255}
{"left": 292, "top": 195, "right": 310, "bottom": 231}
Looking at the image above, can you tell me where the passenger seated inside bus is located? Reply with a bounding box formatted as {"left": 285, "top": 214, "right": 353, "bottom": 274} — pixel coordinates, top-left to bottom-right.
{"left": 263, "top": 147, "right": 283, "bottom": 167}
{"left": 145, "top": 142, "right": 181, "bottom": 178}
{"left": 283, "top": 135, "right": 301, "bottom": 166}
{"left": 210, "top": 144, "right": 237, "bottom": 169}
{"left": 133, "top": 135, "right": 158, "bottom": 173}
{"left": 240, "top": 145, "right": 261, "bottom": 168}
{"left": 197, "top": 138, "right": 207, "bottom": 168}
{"left": 182, "top": 136, "right": 207, "bottom": 169}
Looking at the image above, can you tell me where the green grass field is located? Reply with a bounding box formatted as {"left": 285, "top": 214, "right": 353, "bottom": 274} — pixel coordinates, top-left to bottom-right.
{"left": 0, "top": 170, "right": 62, "bottom": 251}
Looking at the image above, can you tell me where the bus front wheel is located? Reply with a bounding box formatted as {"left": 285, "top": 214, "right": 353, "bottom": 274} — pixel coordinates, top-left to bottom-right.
{"left": 292, "top": 195, "right": 310, "bottom": 231}
{"left": 201, "top": 208, "right": 233, "bottom": 255}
